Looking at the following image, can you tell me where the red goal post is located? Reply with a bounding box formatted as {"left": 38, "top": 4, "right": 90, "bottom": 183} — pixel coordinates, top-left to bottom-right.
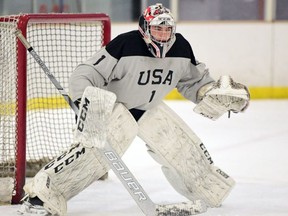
{"left": 0, "top": 13, "right": 110, "bottom": 204}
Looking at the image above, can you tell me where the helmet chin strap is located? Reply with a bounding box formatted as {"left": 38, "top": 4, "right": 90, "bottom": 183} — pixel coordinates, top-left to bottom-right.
{"left": 148, "top": 41, "right": 163, "bottom": 58}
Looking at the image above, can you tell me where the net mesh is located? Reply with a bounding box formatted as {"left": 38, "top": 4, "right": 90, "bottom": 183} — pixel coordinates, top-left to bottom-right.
{"left": 0, "top": 14, "right": 107, "bottom": 203}
{"left": 26, "top": 21, "right": 103, "bottom": 163}
{"left": 0, "top": 16, "right": 18, "bottom": 203}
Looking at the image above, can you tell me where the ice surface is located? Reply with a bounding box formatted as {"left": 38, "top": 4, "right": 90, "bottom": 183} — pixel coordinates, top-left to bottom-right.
{"left": 1, "top": 100, "right": 288, "bottom": 216}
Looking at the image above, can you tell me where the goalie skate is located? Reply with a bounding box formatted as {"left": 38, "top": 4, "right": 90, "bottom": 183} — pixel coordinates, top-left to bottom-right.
{"left": 18, "top": 196, "right": 51, "bottom": 216}
{"left": 156, "top": 200, "right": 207, "bottom": 216}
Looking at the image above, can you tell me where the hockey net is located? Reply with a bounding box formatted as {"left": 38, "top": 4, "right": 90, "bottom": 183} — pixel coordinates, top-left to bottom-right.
{"left": 0, "top": 13, "right": 110, "bottom": 204}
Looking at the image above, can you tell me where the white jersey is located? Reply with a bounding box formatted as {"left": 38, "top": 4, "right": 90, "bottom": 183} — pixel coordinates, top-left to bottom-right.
{"left": 69, "top": 30, "right": 214, "bottom": 110}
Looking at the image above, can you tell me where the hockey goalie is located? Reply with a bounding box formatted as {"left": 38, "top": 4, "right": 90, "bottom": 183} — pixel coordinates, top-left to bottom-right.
{"left": 19, "top": 3, "right": 250, "bottom": 216}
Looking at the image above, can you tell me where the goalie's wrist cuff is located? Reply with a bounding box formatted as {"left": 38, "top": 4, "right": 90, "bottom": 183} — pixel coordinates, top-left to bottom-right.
{"left": 196, "top": 82, "right": 215, "bottom": 102}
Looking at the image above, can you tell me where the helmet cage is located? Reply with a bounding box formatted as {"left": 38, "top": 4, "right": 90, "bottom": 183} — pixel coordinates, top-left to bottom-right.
{"left": 148, "top": 13, "right": 175, "bottom": 41}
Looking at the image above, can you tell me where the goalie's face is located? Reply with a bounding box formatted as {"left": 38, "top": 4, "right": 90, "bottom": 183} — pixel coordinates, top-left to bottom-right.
{"left": 150, "top": 25, "right": 172, "bottom": 43}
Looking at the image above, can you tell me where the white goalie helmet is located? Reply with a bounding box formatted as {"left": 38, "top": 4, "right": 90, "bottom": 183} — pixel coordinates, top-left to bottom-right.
{"left": 139, "top": 3, "right": 176, "bottom": 58}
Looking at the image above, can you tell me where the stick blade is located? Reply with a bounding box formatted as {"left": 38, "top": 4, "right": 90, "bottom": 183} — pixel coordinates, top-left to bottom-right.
{"left": 156, "top": 200, "right": 207, "bottom": 215}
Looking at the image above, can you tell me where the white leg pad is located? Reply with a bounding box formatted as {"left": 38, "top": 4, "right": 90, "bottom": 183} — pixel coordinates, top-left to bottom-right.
{"left": 24, "top": 87, "right": 138, "bottom": 215}
{"left": 138, "top": 102, "right": 235, "bottom": 208}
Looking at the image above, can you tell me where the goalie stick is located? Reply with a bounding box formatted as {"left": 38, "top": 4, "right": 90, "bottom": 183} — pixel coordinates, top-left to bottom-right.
{"left": 15, "top": 30, "right": 207, "bottom": 216}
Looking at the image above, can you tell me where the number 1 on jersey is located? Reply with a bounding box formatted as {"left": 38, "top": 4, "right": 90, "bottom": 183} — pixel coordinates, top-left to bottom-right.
{"left": 149, "top": 90, "right": 156, "bottom": 103}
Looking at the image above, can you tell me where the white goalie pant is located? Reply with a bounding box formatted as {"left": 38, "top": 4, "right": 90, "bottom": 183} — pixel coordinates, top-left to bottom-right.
{"left": 138, "top": 102, "right": 235, "bottom": 208}
{"left": 24, "top": 88, "right": 138, "bottom": 216}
